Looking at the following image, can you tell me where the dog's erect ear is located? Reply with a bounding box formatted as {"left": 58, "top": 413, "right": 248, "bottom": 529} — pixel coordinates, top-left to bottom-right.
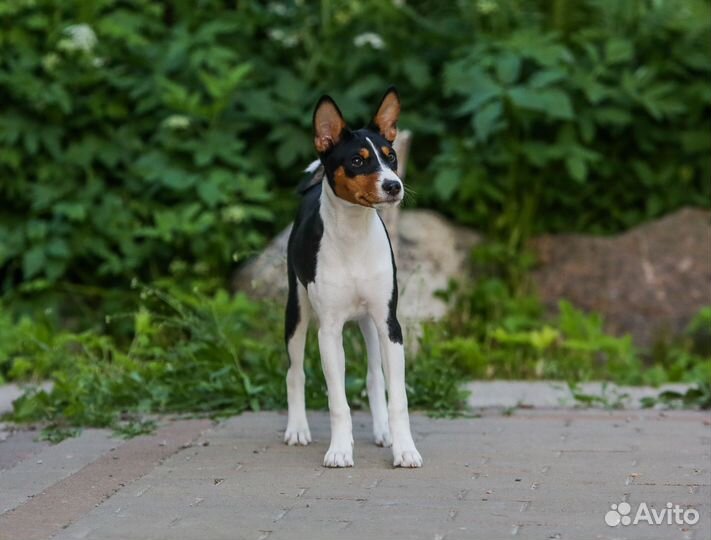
{"left": 313, "top": 96, "right": 347, "bottom": 154}
{"left": 371, "top": 86, "right": 400, "bottom": 143}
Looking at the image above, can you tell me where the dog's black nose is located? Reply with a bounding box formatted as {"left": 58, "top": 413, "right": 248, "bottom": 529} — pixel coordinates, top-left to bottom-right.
{"left": 382, "top": 180, "right": 401, "bottom": 195}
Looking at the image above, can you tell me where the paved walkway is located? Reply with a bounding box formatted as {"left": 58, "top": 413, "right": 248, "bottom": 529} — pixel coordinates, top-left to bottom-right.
{"left": 0, "top": 409, "right": 709, "bottom": 540}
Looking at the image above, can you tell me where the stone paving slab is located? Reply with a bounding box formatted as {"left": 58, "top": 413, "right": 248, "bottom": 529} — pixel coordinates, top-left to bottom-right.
{"left": 0, "top": 420, "right": 210, "bottom": 540}
{"left": 0, "top": 383, "right": 55, "bottom": 471}
{"left": 0, "top": 427, "right": 49, "bottom": 471}
{"left": 36, "top": 410, "right": 710, "bottom": 540}
{"left": 0, "top": 429, "right": 116, "bottom": 514}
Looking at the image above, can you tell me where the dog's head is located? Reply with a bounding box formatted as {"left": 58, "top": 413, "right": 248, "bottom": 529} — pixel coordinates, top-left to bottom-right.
{"left": 313, "top": 87, "right": 403, "bottom": 208}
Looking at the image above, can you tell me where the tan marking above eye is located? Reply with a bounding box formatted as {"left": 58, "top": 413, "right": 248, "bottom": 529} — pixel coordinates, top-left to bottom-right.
{"left": 381, "top": 146, "right": 391, "bottom": 156}
{"left": 332, "top": 166, "right": 380, "bottom": 207}
{"left": 359, "top": 148, "right": 370, "bottom": 159}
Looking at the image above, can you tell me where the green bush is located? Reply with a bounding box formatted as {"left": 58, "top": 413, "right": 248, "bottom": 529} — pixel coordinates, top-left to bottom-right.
{"left": 4, "top": 273, "right": 707, "bottom": 440}
{"left": 425, "top": 244, "right": 711, "bottom": 387}
{"left": 1, "top": 0, "right": 709, "bottom": 300}
{"left": 434, "top": 0, "right": 711, "bottom": 239}
{"left": 1, "top": 1, "right": 273, "bottom": 297}
{"left": 3, "top": 282, "right": 466, "bottom": 435}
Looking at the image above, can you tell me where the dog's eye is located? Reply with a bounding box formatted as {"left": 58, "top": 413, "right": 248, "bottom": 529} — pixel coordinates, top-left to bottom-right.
{"left": 351, "top": 156, "right": 364, "bottom": 168}
{"left": 386, "top": 152, "right": 396, "bottom": 163}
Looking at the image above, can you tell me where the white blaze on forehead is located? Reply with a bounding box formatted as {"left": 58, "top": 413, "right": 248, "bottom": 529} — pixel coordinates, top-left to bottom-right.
{"left": 365, "top": 137, "right": 400, "bottom": 183}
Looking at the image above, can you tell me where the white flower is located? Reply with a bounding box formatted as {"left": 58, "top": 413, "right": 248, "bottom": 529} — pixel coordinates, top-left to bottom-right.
{"left": 163, "top": 115, "right": 191, "bottom": 130}
{"left": 267, "top": 2, "right": 288, "bottom": 16}
{"left": 282, "top": 34, "right": 298, "bottom": 47}
{"left": 268, "top": 28, "right": 285, "bottom": 41}
{"left": 268, "top": 28, "right": 299, "bottom": 48}
{"left": 62, "top": 24, "right": 98, "bottom": 52}
{"left": 353, "top": 32, "right": 385, "bottom": 50}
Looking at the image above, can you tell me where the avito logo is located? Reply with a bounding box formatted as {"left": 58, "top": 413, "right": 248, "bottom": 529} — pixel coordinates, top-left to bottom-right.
{"left": 605, "top": 501, "right": 699, "bottom": 527}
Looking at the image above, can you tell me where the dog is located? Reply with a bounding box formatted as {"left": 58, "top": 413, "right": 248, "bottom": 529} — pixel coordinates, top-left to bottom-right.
{"left": 283, "top": 87, "right": 422, "bottom": 468}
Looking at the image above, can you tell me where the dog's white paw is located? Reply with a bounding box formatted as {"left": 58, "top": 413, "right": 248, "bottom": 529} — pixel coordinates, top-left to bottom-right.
{"left": 393, "top": 447, "right": 423, "bottom": 468}
{"left": 323, "top": 446, "right": 354, "bottom": 467}
{"left": 373, "top": 427, "right": 392, "bottom": 447}
{"left": 284, "top": 424, "right": 311, "bottom": 446}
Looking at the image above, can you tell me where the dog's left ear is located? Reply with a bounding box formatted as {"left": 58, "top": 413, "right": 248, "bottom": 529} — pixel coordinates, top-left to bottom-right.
{"left": 371, "top": 86, "right": 400, "bottom": 143}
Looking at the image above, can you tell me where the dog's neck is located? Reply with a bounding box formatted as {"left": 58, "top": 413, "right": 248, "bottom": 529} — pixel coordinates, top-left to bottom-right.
{"left": 320, "top": 180, "right": 379, "bottom": 242}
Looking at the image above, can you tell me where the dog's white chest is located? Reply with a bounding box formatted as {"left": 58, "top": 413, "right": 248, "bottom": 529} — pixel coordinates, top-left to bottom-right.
{"left": 307, "top": 211, "right": 393, "bottom": 323}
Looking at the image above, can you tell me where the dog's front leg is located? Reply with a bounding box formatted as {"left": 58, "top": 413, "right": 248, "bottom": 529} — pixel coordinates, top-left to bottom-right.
{"left": 318, "top": 324, "right": 354, "bottom": 467}
{"left": 378, "top": 328, "right": 423, "bottom": 468}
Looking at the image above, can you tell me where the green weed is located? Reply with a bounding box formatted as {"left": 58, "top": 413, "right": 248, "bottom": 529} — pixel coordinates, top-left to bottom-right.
{"left": 3, "top": 271, "right": 707, "bottom": 444}
{"left": 2, "top": 281, "right": 469, "bottom": 439}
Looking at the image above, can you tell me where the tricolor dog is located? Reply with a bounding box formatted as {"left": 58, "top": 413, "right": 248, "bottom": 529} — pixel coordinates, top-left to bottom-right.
{"left": 284, "top": 87, "right": 422, "bottom": 468}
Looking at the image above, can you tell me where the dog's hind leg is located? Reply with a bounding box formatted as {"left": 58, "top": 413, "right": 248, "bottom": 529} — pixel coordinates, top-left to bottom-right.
{"left": 358, "top": 316, "right": 391, "bottom": 447}
{"left": 371, "top": 307, "right": 422, "bottom": 468}
{"left": 318, "top": 320, "right": 354, "bottom": 467}
{"left": 284, "top": 270, "right": 311, "bottom": 446}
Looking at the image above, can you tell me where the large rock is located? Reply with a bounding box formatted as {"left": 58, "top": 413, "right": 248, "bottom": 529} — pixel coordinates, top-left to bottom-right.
{"left": 530, "top": 208, "right": 711, "bottom": 348}
{"left": 232, "top": 209, "right": 481, "bottom": 325}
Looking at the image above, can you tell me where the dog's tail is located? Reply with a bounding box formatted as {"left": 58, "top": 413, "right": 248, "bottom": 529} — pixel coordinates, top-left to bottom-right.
{"left": 297, "top": 159, "right": 325, "bottom": 194}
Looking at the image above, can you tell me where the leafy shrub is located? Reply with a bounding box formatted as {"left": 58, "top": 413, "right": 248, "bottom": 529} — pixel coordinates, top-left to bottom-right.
{"left": 425, "top": 244, "right": 711, "bottom": 386}
{"left": 0, "top": 307, "right": 59, "bottom": 383}
{"left": 215, "top": 0, "right": 711, "bottom": 239}
{"left": 433, "top": 0, "right": 711, "bottom": 239}
{"left": 5, "top": 274, "right": 707, "bottom": 440}
{"left": 0, "top": 1, "right": 273, "bottom": 297}
{"left": 3, "top": 243, "right": 708, "bottom": 438}
{"left": 4, "top": 282, "right": 467, "bottom": 434}
{"left": 2, "top": 0, "right": 709, "bottom": 302}
{"left": 8, "top": 286, "right": 287, "bottom": 428}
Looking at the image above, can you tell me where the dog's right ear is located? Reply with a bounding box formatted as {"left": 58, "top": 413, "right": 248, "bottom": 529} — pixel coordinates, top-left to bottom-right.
{"left": 313, "top": 96, "right": 347, "bottom": 154}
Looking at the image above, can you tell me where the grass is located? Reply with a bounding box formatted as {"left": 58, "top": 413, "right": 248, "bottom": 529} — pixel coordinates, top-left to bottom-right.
{"left": 1, "top": 280, "right": 468, "bottom": 439}
{"left": 1, "top": 245, "right": 709, "bottom": 441}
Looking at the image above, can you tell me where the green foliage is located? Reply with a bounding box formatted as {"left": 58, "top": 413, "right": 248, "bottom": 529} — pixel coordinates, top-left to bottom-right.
{"left": 2, "top": 0, "right": 709, "bottom": 301}
{"left": 1, "top": 0, "right": 273, "bottom": 297}
{"left": 0, "top": 307, "right": 61, "bottom": 383}
{"left": 7, "top": 285, "right": 289, "bottom": 429}
{"left": 421, "top": 244, "right": 711, "bottom": 387}
{"left": 435, "top": 0, "right": 710, "bottom": 240}
{"left": 5, "top": 266, "right": 708, "bottom": 442}
{"left": 640, "top": 382, "right": 711, "bottom": 410}
{"left": 2, "top": 262, "right": 707, "bottom": 440}
{"left": 3, "top": 282, "right": 467, "bottom": 435}
{"left": 643, "top": 308, "right": 711, "bottom": 387}
{"left": 567, "top": 382, "right": 632, "bottom": 410}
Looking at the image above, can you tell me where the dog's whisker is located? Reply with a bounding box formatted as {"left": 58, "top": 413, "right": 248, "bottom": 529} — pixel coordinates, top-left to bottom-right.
{"left": 401, "top": 190, "right": 416, "bottom": 206}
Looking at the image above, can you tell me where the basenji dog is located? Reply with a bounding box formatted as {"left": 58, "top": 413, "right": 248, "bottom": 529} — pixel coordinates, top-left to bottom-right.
{"left": 284, "top": 87, "right": 422, "bottom": 468}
